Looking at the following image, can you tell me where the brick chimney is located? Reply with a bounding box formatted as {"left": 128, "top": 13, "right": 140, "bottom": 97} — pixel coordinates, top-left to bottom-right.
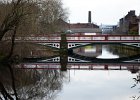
{"left": 138, "top": 15, "right": 140, "bottom": 35}
{"left": 88, "top": 11, "right": 91, "bottom": 23}
{"left": 138, "top": 18, "right": 140, "bottom": 35}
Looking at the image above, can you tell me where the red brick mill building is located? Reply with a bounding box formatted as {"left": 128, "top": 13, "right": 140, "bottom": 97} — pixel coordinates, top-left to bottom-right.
{"left": 56, "top": 11, "right": 102, "bottom": 35}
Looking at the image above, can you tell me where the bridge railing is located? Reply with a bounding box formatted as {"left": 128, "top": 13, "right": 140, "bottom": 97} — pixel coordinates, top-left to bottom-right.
{"left": 66, "top": 35, "right": 140, "bottom": 41}
{"left": 2, "top": 35, "right": 140, "bottom": 42}
{"left": 67, "top": 35, "right": 105, "bottom": 40}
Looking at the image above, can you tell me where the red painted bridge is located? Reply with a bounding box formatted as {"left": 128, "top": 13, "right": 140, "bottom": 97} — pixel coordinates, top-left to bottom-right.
{"left": 12, "top": 34, "right": 140, "bottom": 42}
{"left": 4, "top": 34, "right": 140, "bottom": 48}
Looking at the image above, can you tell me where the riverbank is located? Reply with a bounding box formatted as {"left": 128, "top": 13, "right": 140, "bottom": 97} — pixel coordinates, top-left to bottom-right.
{"left": 0, "top": 42, "right": 59, "bottom": 60}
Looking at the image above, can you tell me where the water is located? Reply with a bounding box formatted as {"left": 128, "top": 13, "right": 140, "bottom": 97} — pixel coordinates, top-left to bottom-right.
{"left": 56, "top": 44, "right": 140, "bottom": 100}
{"left": 0, "top": 44, "right": 140, "bottom": 100}
{"left": 97, "top": 45, "right": 119, "bottom": 59}
{"left": 57, "top": 70, "right": 138, "bottom": 100}
{"left": 73, "top": 44, "right": 140, "bottom": 59}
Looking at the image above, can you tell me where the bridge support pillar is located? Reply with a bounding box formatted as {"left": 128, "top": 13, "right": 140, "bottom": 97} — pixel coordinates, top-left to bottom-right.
{"left": 60, "top": 33, "right": 68, "bottom": 71}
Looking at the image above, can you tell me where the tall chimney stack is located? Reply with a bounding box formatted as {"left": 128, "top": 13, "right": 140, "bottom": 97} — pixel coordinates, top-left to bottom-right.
{"left": 88, "top": 11, "right": 91, "bottom": 23}
{"left": 138, "top": 15, "right": 140, "bottom": 35}
{"left": 139, "top": 18, "right": 140, "bottom": 35}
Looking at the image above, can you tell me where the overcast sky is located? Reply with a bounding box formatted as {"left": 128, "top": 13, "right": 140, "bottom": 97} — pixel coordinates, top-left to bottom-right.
{"left": 63, "top": 0, "right": 140, "bottom": 25}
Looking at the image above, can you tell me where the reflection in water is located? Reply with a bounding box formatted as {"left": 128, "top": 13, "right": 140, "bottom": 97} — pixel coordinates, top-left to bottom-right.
{"left": 1, "top": 63, "right": 140, "bottom": 100}
{"left": 58, "top": 70, "right": 140, "bottom": 100}
{"left": 73, "top": 45, "right": 102, "bottom": 57}
{"left": 73, "top": 44, "right": 140, "bottom": 59}
{"left": 97, "top": 45, "right": 119, "bottom": 59}
{"left": 131, "top": 72, "right": 140, "bottom": 100}
{"left": 15, "top": 69, "right": 66, "bottom": 100}
{"left": 0, "top": 63, "right": 18, "bottom": 100}
{"left": 109, "top": 45, "right": 140, "bottom": 58}
{"left": 0, "top": 44, "right": 140, "bottom": 100}
{"left": 0, "top": 63, "right": 68, "bottom": 100}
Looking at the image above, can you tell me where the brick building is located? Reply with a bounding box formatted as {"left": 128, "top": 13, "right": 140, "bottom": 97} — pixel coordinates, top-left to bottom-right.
{"left": 69, "top": 23, "right": 101, "bottom": 34}
{"left": 115, "top": 10, "right": 139, "bottom": 35}
{"left": 55, "top": 11, "right": 102, "bottom": 35}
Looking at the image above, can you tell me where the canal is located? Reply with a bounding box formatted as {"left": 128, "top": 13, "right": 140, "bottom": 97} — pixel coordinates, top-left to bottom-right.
{"left": 0, "top": 44, "right": 140, "bottom": 100}
{"left": 57, "top": 44, "right": 140, "bottom": 100}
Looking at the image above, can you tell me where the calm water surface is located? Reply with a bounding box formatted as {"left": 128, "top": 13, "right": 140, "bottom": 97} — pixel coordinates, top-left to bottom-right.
{"left": 57, "top": 70, "right": 139, "bottom": 100}
{"left": 0, "top": 44, "right": 140, "bottom": 100}
{"left": 57, "top": 44, "right": 140, "bottom": 100}
{"left": 73, "top": 44, "right": 140, "bottom": 58}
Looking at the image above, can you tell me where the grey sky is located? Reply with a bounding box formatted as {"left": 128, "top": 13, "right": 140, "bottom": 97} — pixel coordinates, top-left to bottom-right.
{"left": 63, "top": 0, "right": 140, "bottom": 25}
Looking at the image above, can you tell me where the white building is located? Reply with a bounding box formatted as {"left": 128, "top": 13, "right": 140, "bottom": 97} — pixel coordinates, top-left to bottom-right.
{"left": 100, "top": 25, "right": 117, "bottom": 34}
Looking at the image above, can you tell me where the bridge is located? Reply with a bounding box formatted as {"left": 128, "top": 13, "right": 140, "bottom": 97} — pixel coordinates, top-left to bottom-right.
{"left": 3, "top": 33, "right": 140, "bottom": 72}
{"left": 6, "top": 34, "right": 140, "bottom": 49}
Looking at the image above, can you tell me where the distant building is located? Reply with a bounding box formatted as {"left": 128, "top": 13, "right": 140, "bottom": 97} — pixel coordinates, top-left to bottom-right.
{"left": 55, "top": 11, "right": 102, "bottom": 35}
{"left": 54, "top": 18, "right": 70, "bottom": 32}
{"left": 114, "top": 10, "right": 139, "bottom": 35}
{"left": 68, "top": 11, "right": 101, "bottom": 35}
{"left": 100, "top": 25, "right": 117, "bottom": 34}
{"left": 70, "top": 23, "right": 102, "bottom": 35}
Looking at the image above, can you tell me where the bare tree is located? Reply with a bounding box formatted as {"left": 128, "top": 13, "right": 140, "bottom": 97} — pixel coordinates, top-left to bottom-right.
{"left": 0, "top": 64, "right": 68, "bottom": 100}
{"left": 0, "top": 0, "right": 26, "bottom": 40}
{"left": 0, "top": 0, "right": 39, "bottom": 60}
{"left": 39, "top": 0, "right": 68, "bottom": 33}
{"left": 0, "top": 0, "right": 68, "bottom": 60}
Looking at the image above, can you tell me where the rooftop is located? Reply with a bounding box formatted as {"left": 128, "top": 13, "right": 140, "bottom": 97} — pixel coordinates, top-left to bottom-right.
{"left": 70, "top": 28, "right": 102, "bottom": 33}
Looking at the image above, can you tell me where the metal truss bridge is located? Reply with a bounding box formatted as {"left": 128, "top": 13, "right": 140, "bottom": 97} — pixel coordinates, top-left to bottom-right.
{"left": 5, "top": 34, "right": 140, "bottom": 49}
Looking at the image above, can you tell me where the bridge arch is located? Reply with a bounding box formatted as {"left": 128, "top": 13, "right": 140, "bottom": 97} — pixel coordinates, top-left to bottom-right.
{"left": 69, "top": 51, "right": 140, "bottom": 63}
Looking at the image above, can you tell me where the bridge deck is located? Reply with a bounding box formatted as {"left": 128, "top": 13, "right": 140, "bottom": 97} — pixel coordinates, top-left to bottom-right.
{"left": 3, "top": 35, "right": 140, "bottom": 48}
{"left": 4, "top": 35, "right": 140, "bottom": 43}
